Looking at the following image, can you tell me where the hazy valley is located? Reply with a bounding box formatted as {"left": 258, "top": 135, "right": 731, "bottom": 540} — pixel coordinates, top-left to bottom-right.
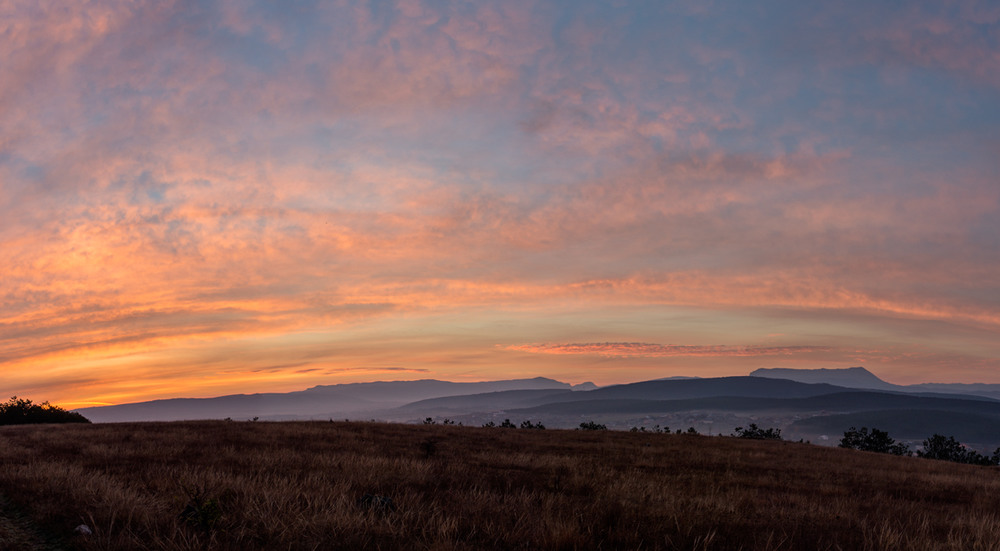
{"left": 75, "top": 368, "right": 1000, "bottom": 452}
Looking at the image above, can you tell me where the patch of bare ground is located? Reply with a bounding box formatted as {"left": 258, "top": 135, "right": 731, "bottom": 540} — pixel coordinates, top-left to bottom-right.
{"left": 1, "top": 421, "right": 999, "bottom": 550}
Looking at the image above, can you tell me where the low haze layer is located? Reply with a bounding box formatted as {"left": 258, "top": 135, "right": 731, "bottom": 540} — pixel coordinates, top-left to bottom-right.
{"left": 2, "top": 0, "right": 998, "bottom": 407}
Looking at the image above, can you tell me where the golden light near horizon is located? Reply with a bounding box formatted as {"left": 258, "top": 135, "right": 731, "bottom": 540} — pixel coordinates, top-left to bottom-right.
{"left": 1, "top": 0, "right": 998, "bottom": 407}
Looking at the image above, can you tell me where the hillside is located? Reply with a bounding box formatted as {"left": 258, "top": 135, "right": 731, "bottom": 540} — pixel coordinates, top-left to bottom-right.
{"left": 384, "top": 377, "right": 1000, "bottom": 449}
{"left": 1, "top": 421, "right": 998, "bottom": 550}
{"left": 396, "top": 376, "right": 850, "bottom": 415}
{"left": 786, "top": 409, "right": 1000, "bottom": 449}
{"left": 503, "top": 391, "right": 1000, "bottom": 417}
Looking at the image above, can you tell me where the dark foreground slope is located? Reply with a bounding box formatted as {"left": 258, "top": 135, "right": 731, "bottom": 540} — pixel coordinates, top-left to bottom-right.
{"left": 2, "top": 421, "right": 999, "bottom": 550}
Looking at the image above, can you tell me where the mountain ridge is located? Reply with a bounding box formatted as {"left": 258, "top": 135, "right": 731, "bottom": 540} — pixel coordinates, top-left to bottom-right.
{"left": 750, "top": 367, "right": 1000, "bottom": 399}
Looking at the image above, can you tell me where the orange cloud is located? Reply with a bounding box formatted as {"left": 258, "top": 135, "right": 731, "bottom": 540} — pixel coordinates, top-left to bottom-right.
{"left": 505, "top": 342, "right": 834, "bottom": 358}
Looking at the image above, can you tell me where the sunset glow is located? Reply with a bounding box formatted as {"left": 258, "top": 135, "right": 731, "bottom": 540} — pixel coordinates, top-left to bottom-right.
{"left": 2, "top": 1, "right": 998, "bottom": 408}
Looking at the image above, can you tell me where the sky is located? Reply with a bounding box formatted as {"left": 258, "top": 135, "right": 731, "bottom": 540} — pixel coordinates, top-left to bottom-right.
{"left": 2, "top": 0, "right": 999, "bottom": 408}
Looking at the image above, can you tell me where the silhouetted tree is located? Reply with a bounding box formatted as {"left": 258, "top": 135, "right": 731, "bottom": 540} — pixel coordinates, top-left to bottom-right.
{"left": 0, "top": 397, "right": 90, "bottom": 425}
{"left": 838, "top": 427, "right": 910, "bottom": 456}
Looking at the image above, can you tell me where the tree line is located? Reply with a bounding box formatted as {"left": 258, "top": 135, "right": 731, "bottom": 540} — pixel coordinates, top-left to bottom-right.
{"left": 0, "top": 396, "right": 90, "bottom": 425}
{"left": 838, "top": 426, "right": 1000, "bottom": 465}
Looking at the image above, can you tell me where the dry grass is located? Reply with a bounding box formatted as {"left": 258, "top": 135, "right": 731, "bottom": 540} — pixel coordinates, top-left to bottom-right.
{"left": 1, "top": 421, "right": 999, "bottom": 550}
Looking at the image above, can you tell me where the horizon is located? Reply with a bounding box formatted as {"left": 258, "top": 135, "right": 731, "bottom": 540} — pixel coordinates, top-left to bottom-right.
{"left": 2, "top": 1, "right": 998, "bottom": 409}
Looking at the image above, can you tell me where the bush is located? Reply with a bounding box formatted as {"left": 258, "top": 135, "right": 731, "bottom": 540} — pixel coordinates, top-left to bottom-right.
{"left": 578, "top": 421, "right": 607, "bottom": 431}
{"left": 519, "top": 420, "right": 545, "bottom": 429}
{"left": 732, "top": 423, "right": 782, "bottom": 440}
{"left": 839, "top": 427, "right": 910, "bottom": 456}
{"left": 0, "top": 397, "right": 90, "bottom": 425}
{"left": 917, "top": 434, "right": 995, "bottom": 465}
{"left": 630, "top": 424, "right": 668, "bottom": 433}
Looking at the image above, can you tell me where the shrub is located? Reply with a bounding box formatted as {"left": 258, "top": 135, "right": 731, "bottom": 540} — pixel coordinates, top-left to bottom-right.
{"left": 0, "top": 397, "right": 90, "bottom": 425}
{"left": 578, "top": 421, "right": 607, "bottom": 431}
{"left": 839, "top": 427, "right": 910, "bottom": 456}
{"left": 500, "top": 419, "right": 517, "bottom": 428}
{"left": 630, "top": 425, "right": 668, "bottom": 433}
{"left": 732, "top": 423, "right": 782, "bottom": 440}
{"left": 917, "top": 434, "right": 995, "bottom": 465}
{"left": 519, "top": 420, "right": 545, "bottom": 429}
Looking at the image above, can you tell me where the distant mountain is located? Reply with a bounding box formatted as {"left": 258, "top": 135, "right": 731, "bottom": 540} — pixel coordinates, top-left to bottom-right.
{"left": 73, "top": 371, "right": 1000, "bottom": 450}
{"left": 538, "top": 376, "right": 847, "bottom": 403}
{"left": 750, "top": 367, "right": 1000, "bottom": 399}
{"left": 385, "top": 375, "right": 1000, "bottom": 449}
{"left": 904, "top": 383, "right": 1000, "bottom": 400}
{"left": 396, "top": 389, "right": 574, "bottom": 414}
{"left": 749, "top": 367, "right": 896, "bottom": 390}
{"left": 394, "top": 377, "right": 852, "bottom": 418}
{"left": 74, "top": 377, "right": 572, "bottom": 422}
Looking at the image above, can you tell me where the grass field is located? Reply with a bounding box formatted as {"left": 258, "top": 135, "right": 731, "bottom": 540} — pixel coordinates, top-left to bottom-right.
{"left": 1, "top": 421, "right": 999, "bottom": 550}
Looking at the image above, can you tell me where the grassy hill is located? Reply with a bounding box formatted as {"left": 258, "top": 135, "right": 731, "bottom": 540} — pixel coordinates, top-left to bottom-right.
{"left": 1, "top": 421, "right": 999, "bottom": 550}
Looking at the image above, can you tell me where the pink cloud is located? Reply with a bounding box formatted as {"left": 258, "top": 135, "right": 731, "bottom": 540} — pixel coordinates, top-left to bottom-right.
{"left": 1, "top": 0, "right": 997, "bottom": 406}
